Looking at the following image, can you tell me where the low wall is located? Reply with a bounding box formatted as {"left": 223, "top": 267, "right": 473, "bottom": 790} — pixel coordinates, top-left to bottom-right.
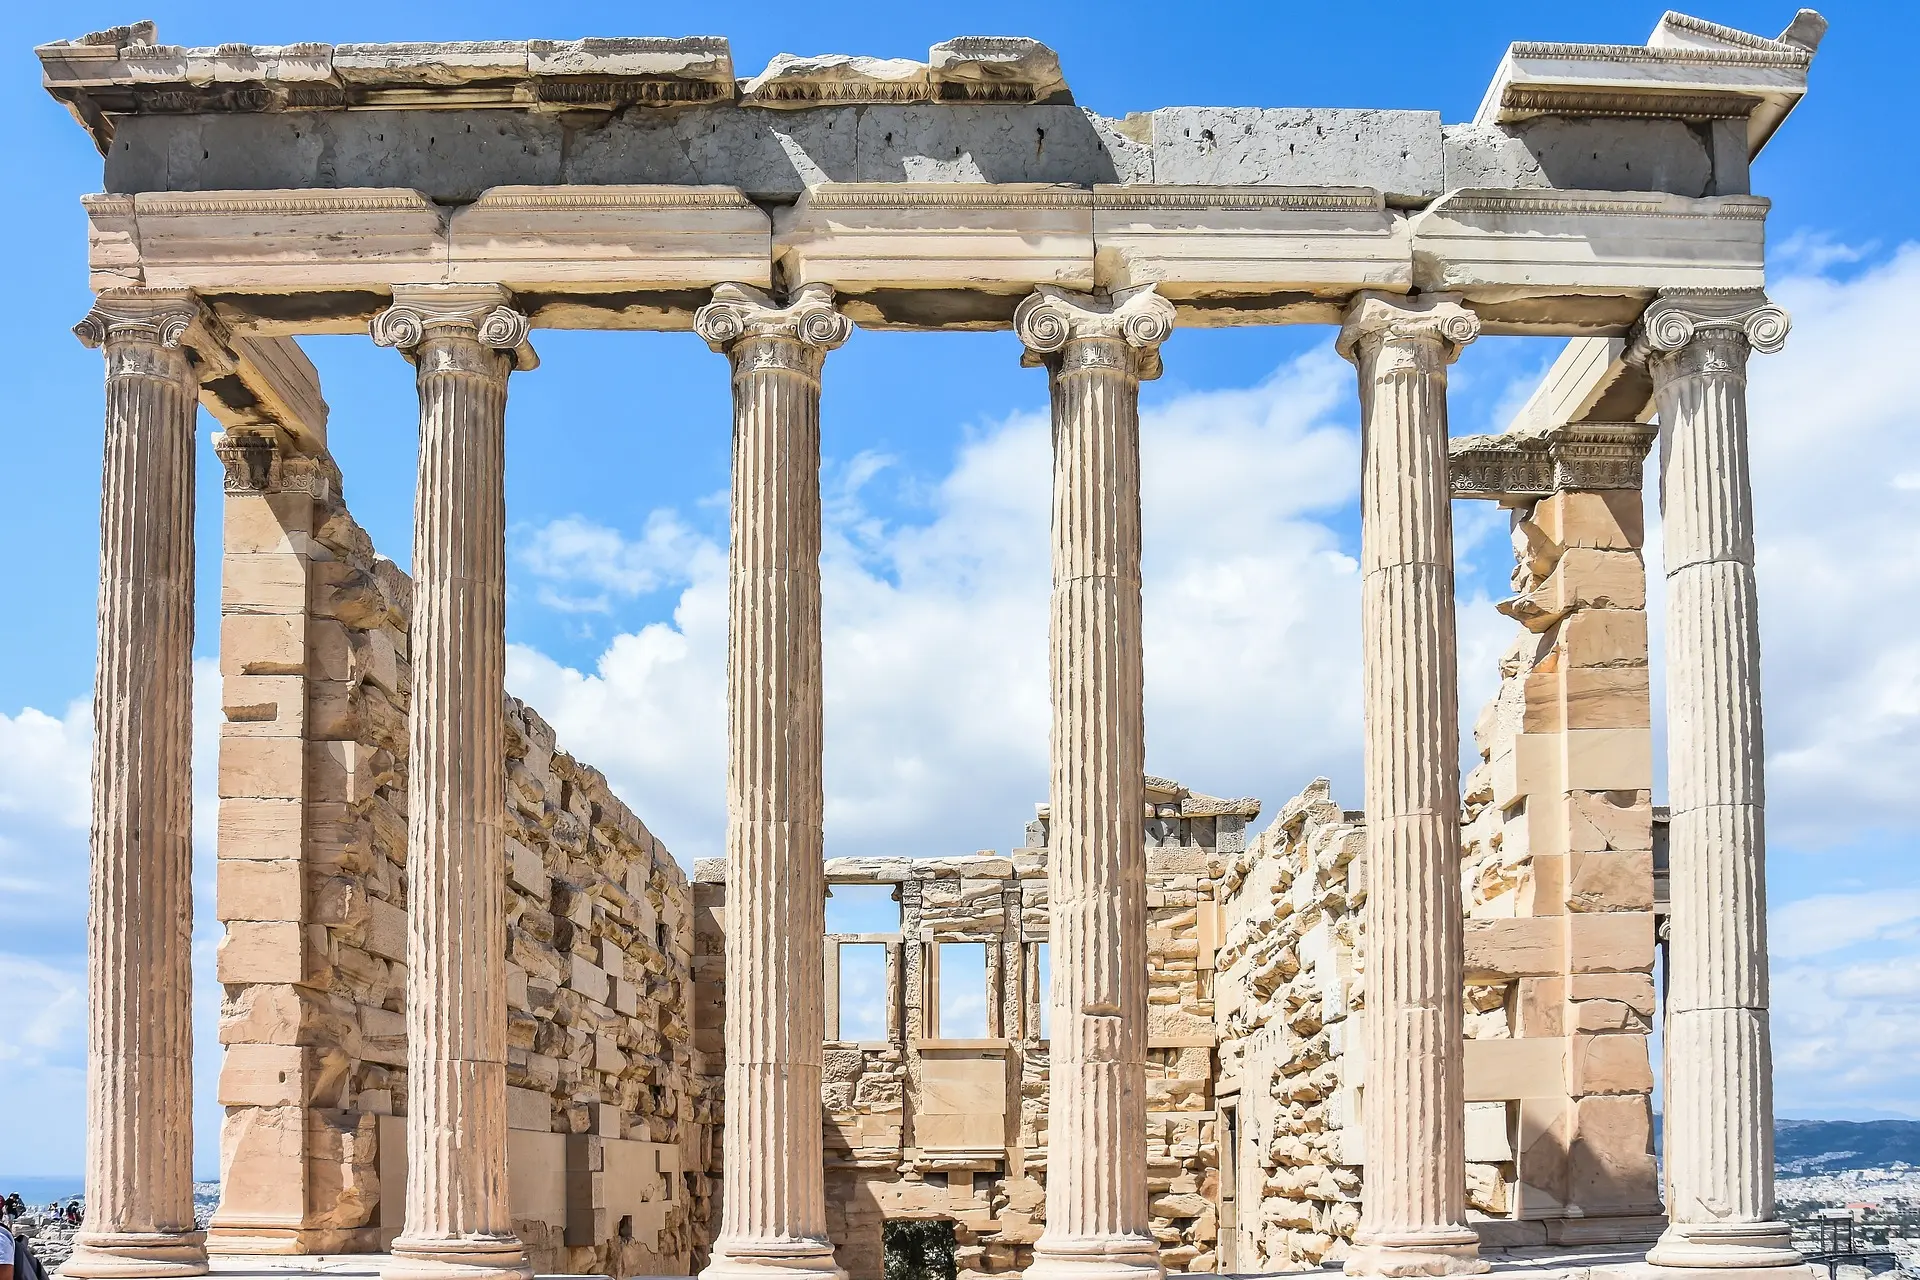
{"left": 207, "top": 433, "right": 713, "bottom": 1275}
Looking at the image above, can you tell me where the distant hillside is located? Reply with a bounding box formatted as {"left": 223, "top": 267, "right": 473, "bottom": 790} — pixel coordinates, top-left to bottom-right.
{"left": 1776, "top": 1119, "right": 1920, "bottom": 1172}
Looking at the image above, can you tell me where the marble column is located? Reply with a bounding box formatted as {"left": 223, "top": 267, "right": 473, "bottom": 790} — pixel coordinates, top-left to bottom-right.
{"left": 1336, "top": 292, "right": 1486, "bottom": 1279}
{"left": 65, "top": 291, "right": 210, "bottom": 1280}
{"left": 371, "top": 285, "right": 536, "bottom": 1280}
{"left": 1015, "top": 284, "right": 1174, "bottom": 1280}
{"left": 693, "top": 282, "right": 850, "bottom": 1280}
{"left": 1638, "top": 291, "right": 1805, "bottom": 1276}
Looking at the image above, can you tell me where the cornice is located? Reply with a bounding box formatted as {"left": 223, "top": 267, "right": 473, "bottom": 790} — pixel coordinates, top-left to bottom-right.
{"left": 1450, "top": 421, "right": 1657, "bottom": 500}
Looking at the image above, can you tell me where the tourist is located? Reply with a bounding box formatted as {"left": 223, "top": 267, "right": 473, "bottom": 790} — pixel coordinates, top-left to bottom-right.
{"left": 1, "top": 1208, "right": 15, "bottom": 1280}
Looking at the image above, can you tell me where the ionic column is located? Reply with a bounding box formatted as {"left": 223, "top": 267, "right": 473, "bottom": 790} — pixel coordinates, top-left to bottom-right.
{"left": 1015, "top": 284, "right": 1173, "bottom": 1280}
{"left": 693, "top": 282, "right": 850, "bottom": 1280}
{"left": 64, "top": 291, "right": 210, "bottom": 1280}
{"left": 1336, "top": 292, "right": 1486, "bottom": 1279}
{"left": 371, "top": 285, "right": 536, "bottom": 1280}
{"left": 1637, "top": 291, "right": 1805, "bottom": 1276}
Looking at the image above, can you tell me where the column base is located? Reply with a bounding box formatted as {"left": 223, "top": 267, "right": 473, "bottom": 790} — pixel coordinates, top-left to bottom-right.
{"left": 59, "top": 1230, "right": 210, "bottom": 1279}
{"left": 380, "top": 1235, "right": 532, "bottom": 1280}
{"left": 700, "top": 1237, "right": 846, "bottom": 1280}
{"left": 1647, "top": 1222, "right": 1806, "bottom": 1272}
{"left": 1026, "top": 1232, "right": 1164, "bottom": 1280}
{"left": 1344, "top": 1227, "right": 1488, "bottom": 1278}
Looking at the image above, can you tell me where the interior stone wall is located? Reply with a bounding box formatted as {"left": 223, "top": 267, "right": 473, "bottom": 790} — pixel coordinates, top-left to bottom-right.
{"left": 1213, "top": 781, "right": 1365, "bottom": 1271}
{"left": 1210, "top": 486, "right": 1664, "bottom": 1271}
{"left": 694, "top": 778, "right": 1251, "bottom": 1280}
{"left": 209, "top": 436, "right": 713, "bottom": 1275}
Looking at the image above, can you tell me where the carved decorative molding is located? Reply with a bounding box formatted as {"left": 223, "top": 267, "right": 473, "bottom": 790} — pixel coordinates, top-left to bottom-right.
{"left": 1450, "top": 422, "right": 1658, "bottom": 501}
{"left": 212, "top": 430, "right": 333, "bottom": 498}
{"left": 371, "top": 283, "right": 537, "bottom": 370}
{"left": 73, "top": 287, "right": 201, "bottom": 351}
{"left": 1336, "top": 291, "right": 1480, "bottom": 370}
{"left": 693, "top": 282, "right": 851, "bottom": 376}
{"left": 1013, "top": 284, "right": 1175, "bottom": 380}
{"left": 1634, "top": 288, "right": 1790, "bottom": 359}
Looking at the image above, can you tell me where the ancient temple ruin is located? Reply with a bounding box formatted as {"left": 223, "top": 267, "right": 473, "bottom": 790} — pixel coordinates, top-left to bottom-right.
{"left": 40, "top": 8, "right": 1825, "bottom": 1280}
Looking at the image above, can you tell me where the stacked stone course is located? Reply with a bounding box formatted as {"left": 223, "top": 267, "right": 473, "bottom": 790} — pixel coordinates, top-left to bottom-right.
{"left": 1210, "top": 483, "right": 1663, "bottom": 1271}
{"left": 210, "top": 439, "right": 712, "bottom": 1276}
{"left": 693, "top": 778, "right": 1244, "bottom": 1280}
{"left": 1213, "top": 781, "right": 1365, "bottom": 1271}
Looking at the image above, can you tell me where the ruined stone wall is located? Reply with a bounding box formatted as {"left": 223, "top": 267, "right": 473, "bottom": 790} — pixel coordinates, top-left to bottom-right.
{"left": 1213, "top": 781, "right": 1365, "bottom": 1271}
{"left": 209, "top": 437, "right": 712, "bottom": 1275}
{"left": 694, "top": 779, "right": 1250, "bottom": 1280}
{"left": 1212, "top": 487, "right": 1664, "bottom": 1268}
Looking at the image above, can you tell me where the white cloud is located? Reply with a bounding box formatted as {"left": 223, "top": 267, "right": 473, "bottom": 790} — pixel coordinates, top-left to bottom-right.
{"left": 0, "top": 697, "right": 91, "bottom": 830}
{"left": 1771, "top": 890, "right": 1920, "bottom": 960}
{"left": 510, "top": 348, "right": 1383, "bottom": 864}
{"left": 1745, "top": 245, "right": 1920, "bottom": 843}
{"left": 1775, "top": 952, "right": 1920, "bottom": 1113}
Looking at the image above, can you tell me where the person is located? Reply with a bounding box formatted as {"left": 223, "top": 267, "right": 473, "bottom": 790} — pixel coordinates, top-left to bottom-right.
{"left": 2, "top": 1208, "right": 16, "bottom": 1280}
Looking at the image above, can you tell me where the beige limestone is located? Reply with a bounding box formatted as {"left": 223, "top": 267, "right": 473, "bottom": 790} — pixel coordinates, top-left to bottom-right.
{"left": 371, "top": 284, "right": 537, "bottom": 1280}
{"left": 1016, "top": 283, "right": 1176, "bottom": 1280}
{"left": 64, "top": 289, "right": 211, "bottom": 1280}
{"left": 1337, "top": 291, "right": 1485, "bottom": 1279}
{"left": 692, "top": 281, "right": 851, "bottom": 1280}
{"left": 1637, "top": 291, "right": 1804, "bottom": 1277}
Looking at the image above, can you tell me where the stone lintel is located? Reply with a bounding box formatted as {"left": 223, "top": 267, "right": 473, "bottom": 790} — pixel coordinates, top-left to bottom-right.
{"left": 86, "top": 182, "right": 1774, "bottom": 336}
{"left": 1409, "top": 189, "right": 1769, "bottom": 333}
{"left": 1450, "top": 423, "right": 1657, "bottom": 503}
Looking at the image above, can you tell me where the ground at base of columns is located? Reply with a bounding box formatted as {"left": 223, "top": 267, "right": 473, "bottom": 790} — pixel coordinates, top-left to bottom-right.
{"left": 58, "top": 1232, "right": 211, "bottom": 1279}
{"left": 177, "top": 1260, "right": 595, "bottom": 1280}
{"left": 1230, "top": 1245, "right": 1693, "bottom": 1280}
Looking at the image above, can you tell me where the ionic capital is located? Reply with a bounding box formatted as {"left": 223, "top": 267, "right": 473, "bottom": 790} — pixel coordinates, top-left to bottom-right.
{"left": 371, "top": 283, "right": 538, "bottom": 371}
{"left": 1336, "top": 291, "right": 1480, "bottom": 370}
{"left": 74, "top": 288, "right": 232, "bottom": 380}
{"left": 1014, "top": 284, "right": 1175, "bottom": 381}
{"left": 694, "top": 282, "right": 851, "bottom": 373}
{"left": 1631, "top": 288, "right": 1788, "bottom": 378}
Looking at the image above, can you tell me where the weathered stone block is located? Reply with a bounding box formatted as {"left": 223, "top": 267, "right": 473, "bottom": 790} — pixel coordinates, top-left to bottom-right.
{"left": 219, "top": 734, "right": 306, "bottom": 802}
{"left": 1567, "top": 1033, "right": 1652, "bottom": 1096}
{"left": 219, "top": 920, "right": 310, "bottom": 985}
{"left": 1565, "top": 849, "right": 1653, "bottom": 913}
{"left": 217, "top": 857, "right": 304, "bottom": 923}
{"left": 1532, "top": 490, "right": 1643, "bottom": 552}
{"left": 1567, "top": 912, "right": 1653, "bottom": 974}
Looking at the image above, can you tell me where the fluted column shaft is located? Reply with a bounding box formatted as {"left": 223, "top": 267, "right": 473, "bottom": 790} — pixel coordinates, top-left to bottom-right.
{"left": 1017, "top": 285, "right": 1173, "bottom": 1280}
{"left": 65, "top": 292, "right": 209, "bottom": 1280}
{"left": 695, "top": 283, "right": 850, "bottom": 1280}
{"left": 373, "top": 285, "right": 535, "bottom": 1280}
{"left": 1641, "top": 292, "right": 1804, "bottom": 1273}
{"left": 1337, "top": 293, "right": 1485, "bottom": 1280}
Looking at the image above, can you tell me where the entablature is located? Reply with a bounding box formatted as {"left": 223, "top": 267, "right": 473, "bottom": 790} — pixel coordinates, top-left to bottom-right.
{"left": 82, "top": 181, "right": 1769, "bottom": 336}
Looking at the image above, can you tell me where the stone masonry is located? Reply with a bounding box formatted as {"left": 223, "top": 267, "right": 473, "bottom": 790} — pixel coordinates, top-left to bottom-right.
{"left": 693, "top": 778, "right": 1252, "bottom": 1280}
{"left": 1211, "top": 479, "right": 1664, "bottom": 1272}
{"left": 208, "top": 435, "right": 712, "bottom": 1276}
{"left": 52, "top": 12, "right": 1820, "bottom": 1280}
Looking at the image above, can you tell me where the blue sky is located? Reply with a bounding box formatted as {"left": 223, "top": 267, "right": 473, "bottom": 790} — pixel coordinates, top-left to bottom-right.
{"left": 2, "top": 0, "right": 1917, "bottom": 1177}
